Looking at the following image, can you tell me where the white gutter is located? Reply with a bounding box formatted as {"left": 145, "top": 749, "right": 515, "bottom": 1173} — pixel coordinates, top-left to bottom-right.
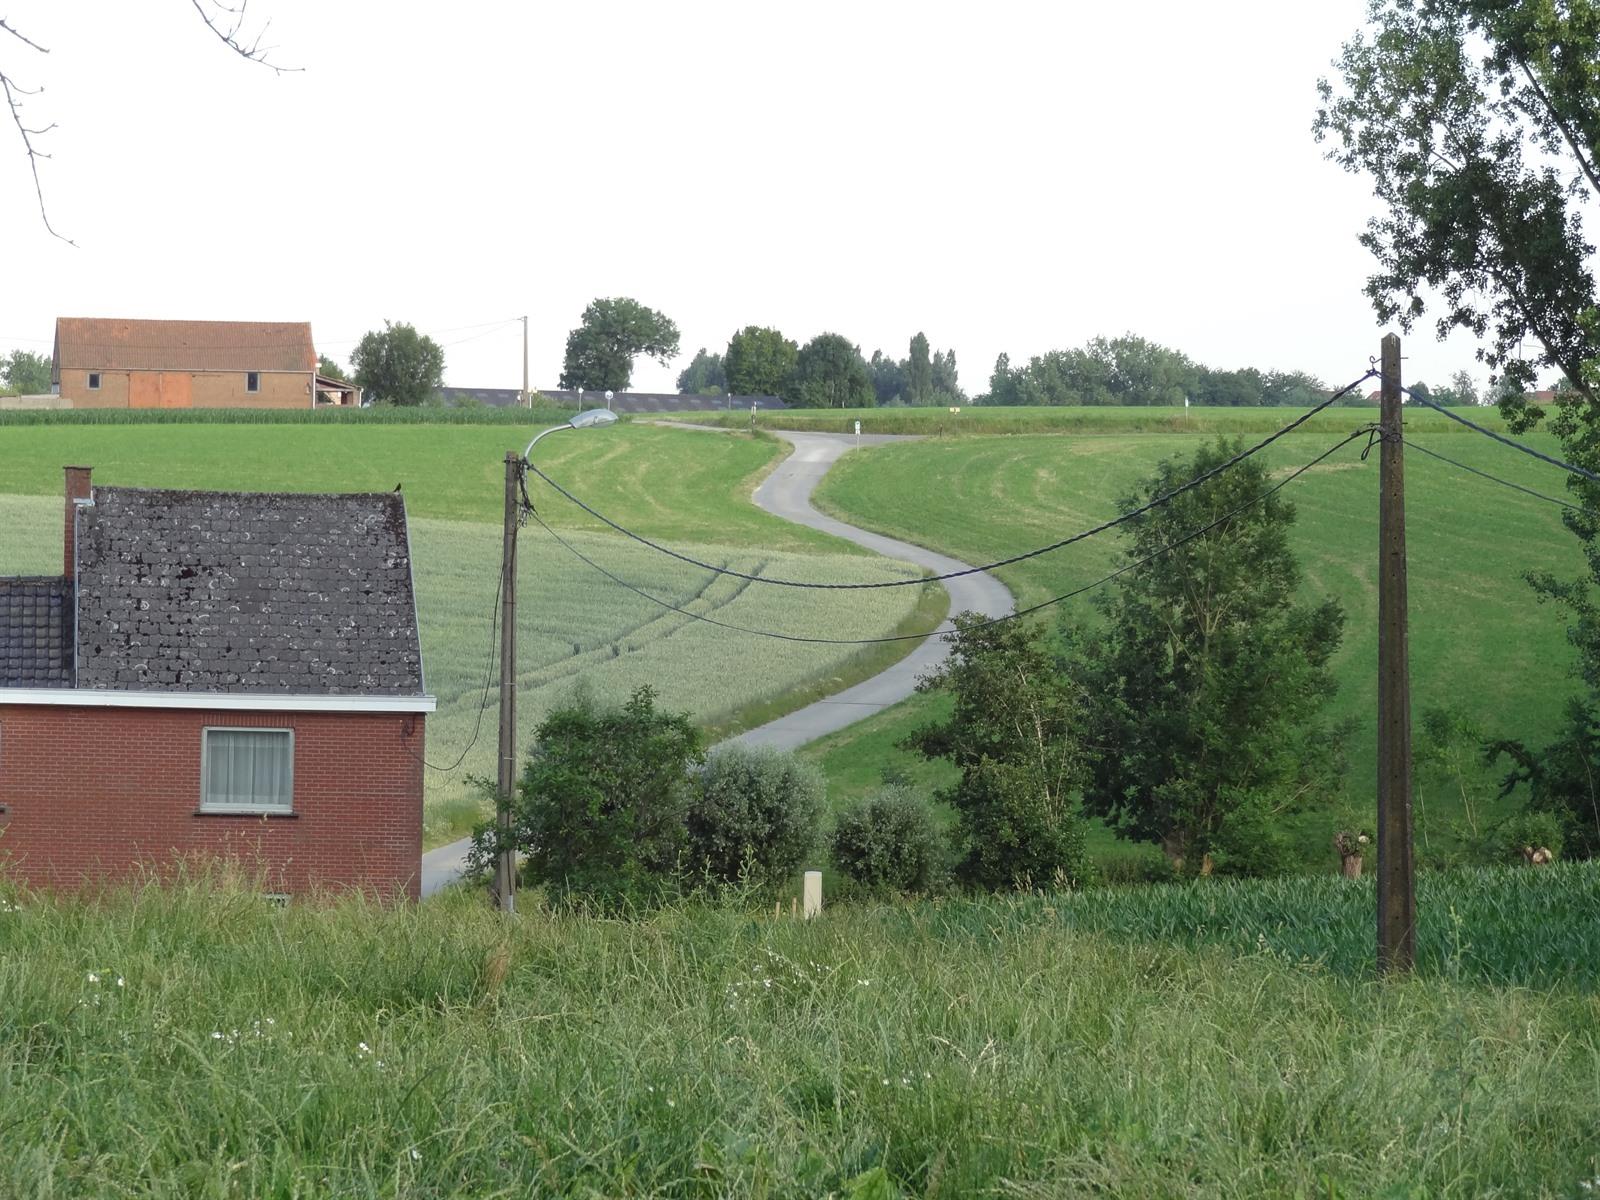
{"left": 0, "top": 688, "right": 436, "bottom": 714}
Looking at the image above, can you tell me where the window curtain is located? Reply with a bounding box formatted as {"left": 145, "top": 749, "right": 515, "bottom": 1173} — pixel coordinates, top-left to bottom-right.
{"left": 206, "top": 730, "right": 291, "bottom": 809}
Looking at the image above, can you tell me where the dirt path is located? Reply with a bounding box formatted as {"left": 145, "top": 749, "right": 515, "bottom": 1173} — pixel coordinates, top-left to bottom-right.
{"left": 419, "top": 427, "right": 1013, "bottom": 896}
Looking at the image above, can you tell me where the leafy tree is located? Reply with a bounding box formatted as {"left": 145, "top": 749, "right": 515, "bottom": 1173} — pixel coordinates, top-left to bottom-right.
{"left": 316, "top": 354, "right": 350, "bottom": 383}
{"left": 987, "top": 353, "right": 1022, "bottom": 406}
{"left": 559, "top": 297, "right": 679, "bottom": 392}
{"left": 1315, "top": 1, "right": 1600, "bottom": 416}
{"left": 869, "top": 349, "right": 907, "bottom": 405}
{"left": 675, "top": 347, "right": 726, "bottom": 396}
{"left": 1194, "top": 366, "right": 1266, "bottom": 408}
{"left": 1104, "top": 334, "right": 1198, "bottom": 405}
{"left": 931, "top": 348, "right": 964, "bottom": 402}
{"left": 1261, "top": 369, "right": 1329, "bottom": 408}
{"left": 907, "top": 332, "right": 932, "bottom": 404}
{"left": 1451, "top": 369, "right": 1479, "bottom": 407}
{"left": 482, "top": 686, "right": 704, "bottom": 911}
{"left": 905, "top": 613, "right": 1091, "bottom": 891}
{"left": 349, "top": 321, "right": 445, "bottom": 407}
{"left": 785, "top": 333, "right": 874, "bottom": 409}
{"left": 1, "top": 348, "right": 50, "bottom": 394}
{"left": 1066, "top": 439, "right": 1348, "bottom": 875}
{"left": 724, "top": 325, "right": 798, "bottom": 396}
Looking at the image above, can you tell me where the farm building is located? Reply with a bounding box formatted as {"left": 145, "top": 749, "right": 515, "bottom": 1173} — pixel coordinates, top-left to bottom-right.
{"left": 0, "top": 468, "right": 433, "bottom": 899}
{"left": 51, "top": 317, "right": 361, "bottom": 408}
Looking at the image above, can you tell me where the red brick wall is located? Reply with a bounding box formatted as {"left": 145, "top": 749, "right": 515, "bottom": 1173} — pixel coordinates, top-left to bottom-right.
{"left": 0, "top": 705, "right": 425, "bottom": 900}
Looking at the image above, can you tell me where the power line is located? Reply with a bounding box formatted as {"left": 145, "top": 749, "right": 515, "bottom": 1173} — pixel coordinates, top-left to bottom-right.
{"left": 529, "top": 429, "right": 1371, "bottom": 646}
{"left": 1403, "top": 437, "right": 1589, "bottom": 514}
{"left": 525, "top": 368, "right": 1380, "bottom": 591}
{"left": 1404, "top": 390, "right": 1600, "bottom": 484}
{"left": 406, "top": 572, "right": 502, "bottom": 773}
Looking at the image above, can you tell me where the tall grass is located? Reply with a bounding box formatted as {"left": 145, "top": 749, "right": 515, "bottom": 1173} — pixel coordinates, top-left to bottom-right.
{"left": 0, "top": 862, "right": 1594, "bottom": 1197}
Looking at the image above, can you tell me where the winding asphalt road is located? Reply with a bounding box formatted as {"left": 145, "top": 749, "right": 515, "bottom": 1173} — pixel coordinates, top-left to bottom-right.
{"left": 418, "top": 428, "right": 1013, "bottom": 896}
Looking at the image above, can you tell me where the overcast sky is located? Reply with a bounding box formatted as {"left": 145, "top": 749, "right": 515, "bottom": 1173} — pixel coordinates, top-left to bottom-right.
{"left": 0, "top": 1, "right": 1530, "bottom": 397}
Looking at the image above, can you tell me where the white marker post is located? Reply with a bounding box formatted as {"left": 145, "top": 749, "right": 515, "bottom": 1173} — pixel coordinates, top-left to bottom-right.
{"left": 854, "top": 418, "right": 861, "bottom": 450}
{"left": 803, "top": 870, "right": 822, "bottom": 918}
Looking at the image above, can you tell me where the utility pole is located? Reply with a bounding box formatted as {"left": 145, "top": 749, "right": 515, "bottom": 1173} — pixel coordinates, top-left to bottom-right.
{"left": 1377, "top": 332, "right": 1415, "bottom": 974}
{"left": 521, "top": 315, "right": 530, "bottom": 409}
{"left": 494, "top": 451, "right": 520, "bottom": 912}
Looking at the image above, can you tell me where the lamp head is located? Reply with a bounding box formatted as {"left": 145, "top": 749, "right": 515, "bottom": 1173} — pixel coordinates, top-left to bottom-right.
{"left": 568, "top": 407, "right": 619, "bottom": 430}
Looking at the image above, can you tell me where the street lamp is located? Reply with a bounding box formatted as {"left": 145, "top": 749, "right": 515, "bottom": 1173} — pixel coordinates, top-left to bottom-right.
{"left": 494, "top": 406, "right": 621, "bottom": 913}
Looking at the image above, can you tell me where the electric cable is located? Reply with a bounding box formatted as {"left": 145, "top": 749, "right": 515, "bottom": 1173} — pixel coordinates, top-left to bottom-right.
{"left": 1403, "top": 437, "right": 1589, "bottom": 514}
{"left": 406, "top": 572, "right": 502, "bottom": 772}
{"left": 523, "top": 369, "right": 1379, "bottom": 591}
{"left": 529, "top": 428, "right": 1371, "bottom": 645}
{"left": 1404, "top": 390, "right": 1600, "bottom": 484}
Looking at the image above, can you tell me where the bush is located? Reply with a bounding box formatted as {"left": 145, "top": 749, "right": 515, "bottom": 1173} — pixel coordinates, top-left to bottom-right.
{"left": 685, "top": 745, "right": 825, "bottom": 890}
{"left": 950, "top": 761, "right": 1091, "bottom": 891}
{"left": 1496, "top": 810, "right": 1564, "bottom": 865}
{"left": 471, "top": 686, "right": 703, "bottom": 911}
{"left": 830, "top": 785, "right": 947, "bottom": 893}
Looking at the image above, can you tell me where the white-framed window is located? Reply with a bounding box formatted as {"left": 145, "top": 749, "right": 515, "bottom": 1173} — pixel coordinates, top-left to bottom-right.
{"left": 246, "top": 372, "right": 260, "bottom": 393}
{"left": 200, "top": 727, "right": 293, "bottom": 814}
{"left": 87, "top": 372, "right": 101, "bottom": 390}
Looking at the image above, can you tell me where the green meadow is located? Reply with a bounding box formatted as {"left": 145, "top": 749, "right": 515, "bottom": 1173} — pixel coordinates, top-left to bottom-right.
{"left": 679, "top": 399, "right": 1510, "bottom": 437}
{"left": 0, "top": 863, "right": 1593, "bottom": 1198}
{"left": 0, "top": 423, "right": 941, "bottom": 846}
{"left": 808, "top": 420, "right": 1590, "bottom": 870}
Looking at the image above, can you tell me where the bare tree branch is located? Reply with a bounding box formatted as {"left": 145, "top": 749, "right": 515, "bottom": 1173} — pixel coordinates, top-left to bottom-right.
{"left": 0, "top": 17, "right": 73, "bottom": 245}
{"left": 0, "top": 17, "right": 48, "bottom": 53}
{"left": 188, "top": 0, "right": 300, "bottom": 74}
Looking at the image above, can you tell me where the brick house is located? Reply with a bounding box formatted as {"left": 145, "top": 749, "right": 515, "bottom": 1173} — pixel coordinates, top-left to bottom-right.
{"left": 51, "top": 317, "right": 361, "bottom": 409}
{"left": 0, "top": 468, "right": 433, "bottom": 899}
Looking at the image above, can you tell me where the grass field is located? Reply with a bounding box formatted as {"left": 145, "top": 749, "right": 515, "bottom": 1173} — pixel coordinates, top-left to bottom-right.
{"left": 0, "top": 863, "right": 1593, "bottom": 1197}
{"left": 676, "top": 400, "right": 1516, "bottom": 437}
{"left": 808, "top": 420, "right": 1590, "bottom": 869}
{"left": 0, "top": 424, "right": 944, "bottom": 846}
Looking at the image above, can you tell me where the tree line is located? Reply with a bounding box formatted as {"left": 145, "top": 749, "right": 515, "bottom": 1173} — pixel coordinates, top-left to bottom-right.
{"left": 984, "top": 334, "right": 1492, "bottom": 409}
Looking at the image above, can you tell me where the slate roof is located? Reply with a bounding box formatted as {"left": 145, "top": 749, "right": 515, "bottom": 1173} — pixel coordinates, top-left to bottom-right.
{"left": 0, "top": 577, "right": 73, "bottom": 687}
{"left": 72, "top": 488, "right": 423, "bottom": 695}
{"left": 537, "top": 390, "right": 787, "bottom": 413}
{"left": 53, "top": 318, "right": 317, "bottom": 374}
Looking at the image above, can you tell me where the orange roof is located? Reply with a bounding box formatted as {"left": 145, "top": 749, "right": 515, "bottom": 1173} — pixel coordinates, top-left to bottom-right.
{"left": 54, "top": 318, "right": 316, "bottom": 372}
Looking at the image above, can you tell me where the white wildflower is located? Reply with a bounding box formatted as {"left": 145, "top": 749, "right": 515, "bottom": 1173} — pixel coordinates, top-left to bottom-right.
{"left": 86, "top": 972, "right": 99, "bottom": 984}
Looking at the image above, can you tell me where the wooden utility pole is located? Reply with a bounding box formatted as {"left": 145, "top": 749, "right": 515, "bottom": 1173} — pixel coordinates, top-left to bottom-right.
{"left": 494, "top": 451, "right": 520, "bottom": 912}
{"left": 1377, "top": 332, "right": 1415, "bottom": 974}
{"left": 521, "top": 315, "right": 530, "bottom": 408}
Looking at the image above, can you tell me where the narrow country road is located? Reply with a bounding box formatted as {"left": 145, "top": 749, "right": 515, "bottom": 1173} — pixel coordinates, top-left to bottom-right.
{"left": 418, "top": 427, "right": 1014, "bottom": 896}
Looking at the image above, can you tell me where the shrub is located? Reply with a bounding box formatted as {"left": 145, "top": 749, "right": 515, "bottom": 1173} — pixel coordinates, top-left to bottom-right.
{"left": 471, "top": 686, "right": 702, "bottom": 911}
{"left": 1496, "top": 810, "right": 1564, "bottom": 865}
{"left": 685, "top": 745, "right": 825, "bottom": 890}
{"left": 830, "top": 784, "right": 947, "bottom": 893}
{"left": 950, "top": 760, "right": 1091, "bottom": 891}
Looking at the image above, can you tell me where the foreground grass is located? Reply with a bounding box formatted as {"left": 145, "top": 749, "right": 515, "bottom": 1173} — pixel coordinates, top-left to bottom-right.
{"left": 0, "top": 864, "right": 1594, "bottom": 1198}
{"left": 813, "top": 425, "right": 1589, "bottom": 863}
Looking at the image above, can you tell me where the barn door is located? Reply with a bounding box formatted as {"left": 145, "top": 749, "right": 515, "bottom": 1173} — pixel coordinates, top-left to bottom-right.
{"left": 128, "top": 374, "right": 160, "bottom": 408}
{"left": 160, "top": 373, "right": 192, "bottom": 408}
